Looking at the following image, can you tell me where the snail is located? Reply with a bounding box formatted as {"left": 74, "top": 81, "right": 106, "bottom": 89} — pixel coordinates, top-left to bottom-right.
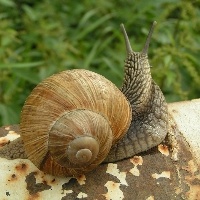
{"left": 0, "top": 21, "right": 168, "bottom": 177}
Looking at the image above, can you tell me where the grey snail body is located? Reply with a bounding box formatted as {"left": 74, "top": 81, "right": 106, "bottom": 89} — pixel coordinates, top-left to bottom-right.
{"left": 104, "top": 22, "right": 168, "bottom": 162}
{"left": 0, "top": 22, "right": 168, "bottom": 176}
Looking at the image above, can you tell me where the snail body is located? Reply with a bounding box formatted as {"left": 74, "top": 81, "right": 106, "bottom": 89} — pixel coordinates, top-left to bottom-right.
{"left": 104, "top": 22, "right": 168, "bottom": 162}
{"left": 0, "top": 22, "right": 168, "bottom": 176}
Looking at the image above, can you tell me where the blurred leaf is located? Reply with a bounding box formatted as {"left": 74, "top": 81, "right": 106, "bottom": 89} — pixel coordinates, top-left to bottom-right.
{"left": 13, "top": 69, "right": 41, "bottom": 84}
{"left": 78, "top": 9, "right": 98, "bottom": 28}
{"left": 0, "top": 61, "right": 44, "bottom": 69}
{"left": 23, "top": 5, "right": 37, "bottom": 21}
{"left": 0, "top": 103, "right": 19, "bottom": 125}
{"left": 76, "top": 14, "right": 113, "bottom": 40}
{"left": 0, "top": 0, "right": 15, "bottom": 7}
{"left": 0, "top": 0, "right": 200, "bottom": 126}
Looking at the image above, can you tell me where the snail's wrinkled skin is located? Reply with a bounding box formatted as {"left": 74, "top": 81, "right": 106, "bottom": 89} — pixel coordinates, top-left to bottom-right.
{"left": 104, "top": 22, "right": 168, "bottom": 162}
{"left": 0, "top": 22, "right": 168, "bottom": 176}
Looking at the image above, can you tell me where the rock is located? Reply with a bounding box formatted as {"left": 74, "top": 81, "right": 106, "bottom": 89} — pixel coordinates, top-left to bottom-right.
{"left": 0, "top": 100, "right": 199, "bottom": 200}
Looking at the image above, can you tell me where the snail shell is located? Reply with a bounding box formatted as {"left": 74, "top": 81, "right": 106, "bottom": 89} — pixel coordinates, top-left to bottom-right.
{"left": 20, "top": 69, "right": 132, "bottom": 176}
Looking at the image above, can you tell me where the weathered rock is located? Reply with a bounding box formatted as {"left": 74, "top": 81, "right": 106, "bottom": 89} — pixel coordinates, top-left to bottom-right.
{"left": 0, "top": 100, "right": 199, "bottom": 200}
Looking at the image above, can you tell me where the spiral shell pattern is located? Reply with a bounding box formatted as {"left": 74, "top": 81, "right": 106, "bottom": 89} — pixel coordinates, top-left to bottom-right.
{"left": 20, "top": 69, "right": 131, "bottom": 176}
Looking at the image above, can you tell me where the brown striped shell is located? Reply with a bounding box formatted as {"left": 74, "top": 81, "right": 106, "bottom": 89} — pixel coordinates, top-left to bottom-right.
{"left": 20, "top": 69, "right": 132, "bottom": 176}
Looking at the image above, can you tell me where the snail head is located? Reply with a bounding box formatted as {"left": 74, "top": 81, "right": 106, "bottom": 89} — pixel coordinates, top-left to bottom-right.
{"left": 120, "top": 21, "right": 157, "bottom": 69}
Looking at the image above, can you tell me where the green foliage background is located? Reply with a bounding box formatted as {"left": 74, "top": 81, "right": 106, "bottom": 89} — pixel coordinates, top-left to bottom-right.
{"left": 0, "top": 0, "right": 200, "bottom": 126}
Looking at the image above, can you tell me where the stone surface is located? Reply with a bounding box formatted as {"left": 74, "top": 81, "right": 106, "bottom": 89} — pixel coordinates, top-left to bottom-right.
{"left": 0, "top": 100, "right": 200, "bottom": 200}
{"left": 168, "top": 99, "right": 200, "bottom": 164}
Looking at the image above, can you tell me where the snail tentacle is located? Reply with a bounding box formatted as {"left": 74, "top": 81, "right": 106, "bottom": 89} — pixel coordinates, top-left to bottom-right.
{"left": 120, "top": 24, "right": 133, "bottom": 54}
{"left": 142, "top": 21, "right": 157, "bottom": 54}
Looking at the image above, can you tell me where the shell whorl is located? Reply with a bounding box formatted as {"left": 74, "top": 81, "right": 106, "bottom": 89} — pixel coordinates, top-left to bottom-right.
{"left": 47, "top": 110, "right": 112, "bottom": 169}
{"left": 20, "top": 69, "right": 132, "bottom": 176}
{"left": 67, "top": 136, "right": 99, "bottom": 164}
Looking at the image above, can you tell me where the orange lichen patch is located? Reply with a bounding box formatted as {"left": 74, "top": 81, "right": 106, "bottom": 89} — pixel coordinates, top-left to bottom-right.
{"left": 175, "top": 187, "right": 182, "bottom": 195}
{"left": 182, "top": 160, "right": 198, "bottom": 174}
{"left": 0, "top": 130, "right": 20, "bottom": 147}
{"left": 40, "top": 176, "right": 56, "bottom": 186}
{"left": 130, "top": 156, "right": 143, "bottom": 166}
{"left": 4, "top": 126, "right": 11, "bottom": 131}
{"left": 129, "top": 156, "right": 143, "bottom": 176}
{"left": 158, "top": 144, "right": 169, "bottom": 156}
{"left": 182, "top": 160, "right": 200, "bottom": 200}
{"left": 8, "top": 130, "right": 18, "bottom": 135}
{"left": 42, "top": 180, "right": 48, "bottom": 185}
{"left": 7, "top": 174, "right": 18, "bottom": 182}
{"left": 51, "top": 178, "right": 56, "bottom": 184}
{"left": 152, "top": 171, "right": 171, "bottom": 179}
{"left": 106, "top": 163, "right": 128, "bottom": 186}
{"left": 35, "top": 171, "right": 63, "bottom": 187}
{"left": 0, "top": 137, "right": 9, "bottom": 147}
{"left": 15, "top": 162, "right": 29, "bottom": 174}
{"left": 103, "top": 181, "right": 124, "bottom": 200}
{"left": 185, "top": 184, "right": 200, "bottom": 200}
{"left": 27, "top": 193, "right": 40, "bottom": 200}
{"left": 76, "top": 174, "right": 86, "bottom": 185}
